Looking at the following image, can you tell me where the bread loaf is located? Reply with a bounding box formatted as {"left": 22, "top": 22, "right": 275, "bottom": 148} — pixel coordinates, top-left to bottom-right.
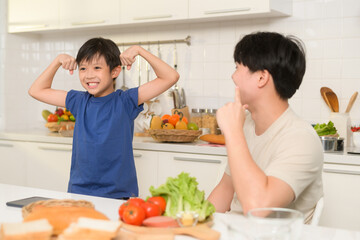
{"left": 58, "top": 217, "right": 121, "bottom": 240}
{"left": 1, "top": 219, "right": 53, "bottom": 240}
{"left": 199, "top": 134, "right": 225, "bottom": 145}
{"left": 23, "top": 206, "right": 109, "bottom": 235}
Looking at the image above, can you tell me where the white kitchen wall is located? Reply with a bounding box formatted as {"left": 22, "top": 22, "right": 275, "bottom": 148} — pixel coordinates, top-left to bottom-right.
{"left": 0, "top": 0, "right": 360, "bottom": 131}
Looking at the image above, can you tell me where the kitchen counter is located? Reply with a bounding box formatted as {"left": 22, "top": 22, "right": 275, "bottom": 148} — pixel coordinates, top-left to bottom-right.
{"left": 0, "top": 128, "right": 227, "bottom": 156}
{"left": 1, "top": 183, "right": 359, "bottom": 240}
{"left": 2, "top": 129, "right": 360, "bottom": 164}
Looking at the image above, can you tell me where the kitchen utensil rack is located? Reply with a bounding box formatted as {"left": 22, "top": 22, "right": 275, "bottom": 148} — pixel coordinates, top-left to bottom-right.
{"left": 116, "top": 35, "right": 191, "bottom": 47}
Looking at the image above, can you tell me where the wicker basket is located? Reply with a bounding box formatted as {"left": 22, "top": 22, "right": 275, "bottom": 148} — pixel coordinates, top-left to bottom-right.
{"left": 22, "top": 199, "right": 94, "bottom": 218}
{"left": 149, "top": 129, "right": 202, "bottom": 143}
{"left": 45, "top": 121, "right": 75, "bottom": 132}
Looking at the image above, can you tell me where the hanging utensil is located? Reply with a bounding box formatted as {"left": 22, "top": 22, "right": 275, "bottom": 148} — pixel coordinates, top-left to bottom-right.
{"left": 146, "top": 44, "right": 150, "bottom": 83}
{"left": 120, "top": 66, "right": 128, "bottom": 91}
{"left": 180, "top": 88, "right": 186, "bottom": 108}
{"left": 171, "top": 42, "right": 182, "bottom": 109}
{"left": 137, "top": 55, "right": 141, "bottom": 87}
{"left": 120, "top": 45, "right": 128, "bottom": 91}
{"left": 345, "top": 91, "right": 358, "bottom": 113}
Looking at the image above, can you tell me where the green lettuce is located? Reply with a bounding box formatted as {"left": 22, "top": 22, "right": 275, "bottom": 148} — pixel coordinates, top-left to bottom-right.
{"left": 149, "top": 172, "right": 215, "bottom": 222}
{"left": 313, "top": 121, "right": 337, "bottom": 136}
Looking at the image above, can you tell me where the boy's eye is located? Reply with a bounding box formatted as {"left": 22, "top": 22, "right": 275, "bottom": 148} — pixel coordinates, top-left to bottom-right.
{"left": 79, "top": 67, "right": 86, "bottom": 71}
{"left": 95, "top": 66, "right": 101, "bottom": 69}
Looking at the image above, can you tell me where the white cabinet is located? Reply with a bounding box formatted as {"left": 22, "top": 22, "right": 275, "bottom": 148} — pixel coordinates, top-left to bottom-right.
{"left": 8, "top": 0, "right": 59, "bottom": 33}
{"left": 319, "top": 162, "right": 360, "bottom": 231}
{"left": 157, "top": 152, "right": 227, "bottom": 198}
{"left": 8, "top": 0, "right": 292, "bottom": 33}
{"left": 0, "top": 140, "right": 27, "bottom": 186}
{"left": 0, "top": 140, "right": 72, "bottom": 191}
{"left": 60, "top": 0, "right": 119, "bottom": 29}
{"left": 119, "top": 0, "right": 188, "bottom": 24}
{"left": 24, "top": 142, "right": 72, "bottom": 192}
{"left": 189, "top": 0, "right": 292, "bottom": 20}
{"left": 133, "top": 150, "right": 158, "bottom": 199}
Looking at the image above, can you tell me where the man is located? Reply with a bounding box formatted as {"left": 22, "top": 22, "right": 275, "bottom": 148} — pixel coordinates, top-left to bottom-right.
{"left": 208, "top": 32, "right": 323, "bottom": 224}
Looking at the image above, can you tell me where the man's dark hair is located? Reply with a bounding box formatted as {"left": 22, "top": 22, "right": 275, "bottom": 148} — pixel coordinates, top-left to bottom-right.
{"left": 234, "top": 32, "right": 306, "bottom": 99}
{"left": 76, "top": 37, "right": 121, "bottom": 71}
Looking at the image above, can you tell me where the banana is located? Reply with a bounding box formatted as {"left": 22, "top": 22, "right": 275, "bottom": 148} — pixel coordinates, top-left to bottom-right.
{"left": 42, "top": 110, "right": 52, "bottom": 121}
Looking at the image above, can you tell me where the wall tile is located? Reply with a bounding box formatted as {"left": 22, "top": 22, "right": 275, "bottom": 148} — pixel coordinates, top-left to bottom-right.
{"left": 324, "top": 0, "right": 343, "bottom": 18}
{"left": 323, "top": 39, "right": 342, "bottom": 59}
{"left": 342, "top": 38, "right": 360, "bottom": 59}
{"left": 342, "top": 0, "right": 360, "bottom": 17}
{"left": 343, "top": 17, "right": 360, "bottom": 38}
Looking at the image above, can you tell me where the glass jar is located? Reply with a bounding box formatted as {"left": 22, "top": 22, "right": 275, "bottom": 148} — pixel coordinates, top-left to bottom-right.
{"left": 190, "top": 108, "right": 203, "bottom": 128}
{"left": 202, "top": 109, "right": 218, "bottom": 134}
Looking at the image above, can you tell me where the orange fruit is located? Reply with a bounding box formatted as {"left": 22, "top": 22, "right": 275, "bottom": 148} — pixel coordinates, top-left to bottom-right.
{"left": 161, "top": 114, "right": 171, "bottom": 121}
{"left": 182, "top": 116, "right": 188, "bottom": 124}
{"left": 169, "top": 114, "right": 180, "bottom": 126}
{"left": 175, "top": 120, "right": 187, "bottom": 130}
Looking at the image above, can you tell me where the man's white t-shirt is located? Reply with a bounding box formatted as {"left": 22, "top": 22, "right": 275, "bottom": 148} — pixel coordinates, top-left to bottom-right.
{"left": 225, "top": 107, "right": 323, "bottom": 223}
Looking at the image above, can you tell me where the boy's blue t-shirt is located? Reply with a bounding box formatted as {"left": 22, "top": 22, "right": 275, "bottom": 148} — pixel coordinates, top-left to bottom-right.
{"left": 65, "top": 88, "right": 144, "bottom": 199}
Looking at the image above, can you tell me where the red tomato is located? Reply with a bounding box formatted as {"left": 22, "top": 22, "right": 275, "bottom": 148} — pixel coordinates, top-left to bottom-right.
{"left": 47, "top": 114, "right": 58, "bottom": 122}
{"left": 127, "top": 198, "right": 145, "bottom": 207}
{"left": 141, "top": 202, "right": 162, "bottom": 218}
{"left": 118, "top": 201, "right": 129, "bottom": 220}
{"left": 123, "top": 205, "right": 146, "bottom": 226}
{"left": 147, "top": 196, "right": 166, "bottom": 214}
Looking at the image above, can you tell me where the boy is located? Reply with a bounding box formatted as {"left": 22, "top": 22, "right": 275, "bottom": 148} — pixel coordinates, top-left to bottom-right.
{"left": 29, "top": 38, "right": 179, "bottom": 199}
{"left": 208, "top": 32, "right": 323, "bottom": 224}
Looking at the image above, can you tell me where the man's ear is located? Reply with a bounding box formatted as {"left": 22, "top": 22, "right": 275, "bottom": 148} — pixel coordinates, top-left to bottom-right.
{"left": 111, "top": 66, "right": 122, "bottom": 78}
{"left": 257, "top": 70, "right": 270, "bottom": 88}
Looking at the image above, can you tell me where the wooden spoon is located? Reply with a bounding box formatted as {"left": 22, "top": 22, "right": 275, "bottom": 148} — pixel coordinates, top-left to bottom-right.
{"left": 325, "top": 91, "right": 339, "bottom": 112}
{"left": 345, "top": 92, "right": 358, "bottom": 113}
{"left": 320, "top": 87, "right": 334, "bottom": 112}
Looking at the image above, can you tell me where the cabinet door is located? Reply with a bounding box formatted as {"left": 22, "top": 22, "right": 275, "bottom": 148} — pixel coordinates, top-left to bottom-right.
{"left": 158, "top": 152, "right": 227, "bottom": 198}
{"left": 25, "top": 142, "right": 72, "bottom": 192}
{"left": 8, "top": 0, "right": 59, "bottom": 33}
{"left": 120, "top": 0, "right": 188, "bottom": 24}
{"left": 60, "top": 0, "right": 119, "bottom": 29}
{"left": 0, "top": 140, "right": 26, "bottom": 186}
{"left": 189, "top": 0, "right": 290, "bottom": 19}
{"left": 320, "top": 163, "right": 360, "bottom": 231}
{"left": 134, "top": 150, "right": 158, "bottom": 199}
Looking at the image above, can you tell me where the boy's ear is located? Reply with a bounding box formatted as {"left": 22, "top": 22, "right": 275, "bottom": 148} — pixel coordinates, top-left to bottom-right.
{"left": 257, "top": 70, "right": 270, "bottom": 88}
{"left": 111, "top": 66, "right": 122, "bottom": 78}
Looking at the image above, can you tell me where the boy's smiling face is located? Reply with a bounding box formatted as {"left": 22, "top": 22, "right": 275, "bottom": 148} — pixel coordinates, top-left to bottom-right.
{"left": 78, "top": 54, "right": 119, "bottom": 97}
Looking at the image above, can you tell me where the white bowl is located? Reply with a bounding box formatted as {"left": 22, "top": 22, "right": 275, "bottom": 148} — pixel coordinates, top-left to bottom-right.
{"left": 353, "top": 132, "right": 360, "bottom": 147}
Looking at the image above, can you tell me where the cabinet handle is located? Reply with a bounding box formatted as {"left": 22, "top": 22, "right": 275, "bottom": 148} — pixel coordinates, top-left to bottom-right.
{"left": 324, "top": 168, "right": 360, "bottom": 176}
{"left": 0, "top": 143, "right": 14, "bottom": 148}
{"left": 134, "top": 153, "right": 143, "bottom": 158}
{"left": 13, "top": 24, "right": 48, "bottom": 30}
{"left": 133, "top": 15, "right": 172, "bottom": 21}
{"left": 173, "top": 156, "right": 221, "bottom": 164}
{"left": 204, "top": 8, "right": 251, "bottom": 15}
{"left": 38, "top": 146, "right": 72, "bottom": 152}
{"left": 71, "top": 20, "right": 106, "bottom": 26}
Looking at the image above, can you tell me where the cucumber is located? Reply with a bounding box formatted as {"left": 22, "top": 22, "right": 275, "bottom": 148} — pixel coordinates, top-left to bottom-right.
{"left": 42, "top": 110, "right": 52, "bottom": 121}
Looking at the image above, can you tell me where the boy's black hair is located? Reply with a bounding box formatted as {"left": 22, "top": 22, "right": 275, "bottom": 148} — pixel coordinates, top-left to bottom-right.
{"left": 76, "top": 37, "right": 121, "bottom": 72}
{"left": 234, "top": 32, "right": 306, "bottom": 100}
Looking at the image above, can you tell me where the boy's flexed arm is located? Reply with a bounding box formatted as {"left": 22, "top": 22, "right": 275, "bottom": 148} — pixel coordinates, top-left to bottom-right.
{"left": 120, "top": 46, "right": 179, "bottom": 105}
{"left": 28, "top": 54, "right": 77, "bottom": 107}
